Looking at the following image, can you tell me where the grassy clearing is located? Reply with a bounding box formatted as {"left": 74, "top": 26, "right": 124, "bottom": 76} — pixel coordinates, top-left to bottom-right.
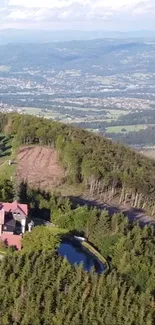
{"left": 106, "top": 124, "right": 147, "bottom": 134}
{"left": 48, "top": 227, "right": 68, "bottom": 235}
{"left": 82, "top": 241, "right": 109, "bottom": 272}
{"left": 0, "top": 162, "right": 15, "bottom": 181}
{"left": 0, "top": 135, "right": 12, "bottom": 166}
{"left": 104, "top": 109, "right": 128, "bottom": 117}
{"left": 0, "top": 135, "right": 18, "bottom": 182}
{"left": 32, "top": 219, "right": 68, "bottom": 235}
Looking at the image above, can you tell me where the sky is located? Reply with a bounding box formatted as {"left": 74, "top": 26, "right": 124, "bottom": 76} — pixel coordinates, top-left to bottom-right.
{"left": 0, "top": 0, "right": 155, "bottom": 30}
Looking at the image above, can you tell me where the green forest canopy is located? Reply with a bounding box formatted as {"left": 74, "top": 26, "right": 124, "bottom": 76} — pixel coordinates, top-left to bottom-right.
{"left": 0, "top": 250, "right": 154, "bottom": 325}
{"left": 1, "top": 113, "right": 155, "bottom": 323}
{"left": 1, "top": 212, "right": 155, "bottom": 324}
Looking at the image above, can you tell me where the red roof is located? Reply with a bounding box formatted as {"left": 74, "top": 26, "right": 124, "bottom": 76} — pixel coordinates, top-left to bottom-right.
{"left": 0, "top": 201, "right": 28, "bottom": 216}
{"left": 1, "top": 233, "right": 22, "bottom": 250}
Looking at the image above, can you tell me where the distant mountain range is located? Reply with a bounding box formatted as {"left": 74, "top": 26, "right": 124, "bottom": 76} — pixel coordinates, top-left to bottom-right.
{"left": 0, "top": 29, "right": 155, "bottom": 44}
{"left": 0, "top": 39, "right": 153, "bottom": 72}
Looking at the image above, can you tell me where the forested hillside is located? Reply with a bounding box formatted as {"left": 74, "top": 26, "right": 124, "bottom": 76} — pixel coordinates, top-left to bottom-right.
{"left": 1, "top": 112, "right": 155, "bottom": 214}
{"left": 0, "top": 249, "right": 155, "bottom": 325}
{"left": 1, "top": 113, "right": 155, "bottom": 324}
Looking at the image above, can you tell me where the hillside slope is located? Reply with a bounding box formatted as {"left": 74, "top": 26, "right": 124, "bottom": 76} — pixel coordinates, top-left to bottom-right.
{"left": 1, "top": 112, "right": 155, "bottom": 214}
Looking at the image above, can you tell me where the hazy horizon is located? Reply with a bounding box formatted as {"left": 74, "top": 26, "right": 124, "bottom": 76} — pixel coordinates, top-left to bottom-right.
{"left": 0, "top": 28, "right": 155, "bottom": 44}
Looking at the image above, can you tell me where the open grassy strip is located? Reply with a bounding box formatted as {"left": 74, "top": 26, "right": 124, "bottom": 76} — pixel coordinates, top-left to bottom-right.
{"left": 106, "top": 124, "right": 148, "bottom": 134}
{"left": 0, "top": 135, "right": 14, "bottom": 179}
{"left": 82, "top": 241, "right": 109, "bottom": 272}
{"left": 47, "top": 226, "right": 68, "bottom": 235}
{"left": 0, "top": 136, "right": 20, "bottom": 182}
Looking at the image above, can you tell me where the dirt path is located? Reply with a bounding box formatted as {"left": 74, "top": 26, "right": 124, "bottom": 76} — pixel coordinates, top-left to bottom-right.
{"left": 69, "top": 195, "right": 155, "bottom": 226}
{"left": 16, "top": 146, "right": 64, "bottom": 190}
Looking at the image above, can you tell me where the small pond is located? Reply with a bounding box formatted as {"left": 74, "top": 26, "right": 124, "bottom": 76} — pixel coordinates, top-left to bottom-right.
{"left": 58, "top": 238, "right": 105, "bottom": 274}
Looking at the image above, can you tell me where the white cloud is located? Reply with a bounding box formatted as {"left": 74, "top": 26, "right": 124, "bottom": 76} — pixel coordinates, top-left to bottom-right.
{"left": 8, "top": 0, "right": 147, "bottom": 9}
{"left": 8, "top": 9, "right": 33, "bottom": 20}
{"left": 9, "top": 0, "right": 74, "bottom": 9}
{"left": 0, "top": 0, "right": 154, "bottom": 30}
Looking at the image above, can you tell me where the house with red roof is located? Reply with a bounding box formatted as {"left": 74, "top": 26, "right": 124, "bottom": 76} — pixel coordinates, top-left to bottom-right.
{"left": 0, "top": 201, "right": 28, "bottom": 250}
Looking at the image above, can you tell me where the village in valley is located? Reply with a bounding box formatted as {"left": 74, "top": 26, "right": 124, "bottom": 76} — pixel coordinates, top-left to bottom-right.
{"left": 0, "top": 39, "right": 155, "bottom": 155}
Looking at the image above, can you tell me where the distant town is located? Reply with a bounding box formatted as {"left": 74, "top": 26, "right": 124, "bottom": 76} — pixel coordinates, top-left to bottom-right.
{"left": 0, "top": 39, "right": 155, "bottom": 153}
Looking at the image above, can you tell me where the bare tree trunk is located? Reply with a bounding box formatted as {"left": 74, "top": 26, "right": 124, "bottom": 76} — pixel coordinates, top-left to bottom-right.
{"left": 142, "top": 201, "right": 147, "bottom": 210}
{"left": 119, "top": 187, "right": 125, "bottom": 204}
{"left": 137, "top": 193, "right": 143, "bottom": 209}
{"left": 111, "top": 185, "right": 115, "bottom": 199}
{"left": 134, "top": 193, "right": 139, "bottom": 208}
{"left": 151, "top": 205, "right": 155, "bottom": 216}
{"left": 124, "top": 192, "right": 128, "bottom": 204}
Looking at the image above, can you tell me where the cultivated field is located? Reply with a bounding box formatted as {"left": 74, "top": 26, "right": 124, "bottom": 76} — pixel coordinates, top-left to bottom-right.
{"left": 16, "top": 146, "right": 64, "bottom": 190}
{"left": 106, "top": 124, "right": 147, "bottom": 134}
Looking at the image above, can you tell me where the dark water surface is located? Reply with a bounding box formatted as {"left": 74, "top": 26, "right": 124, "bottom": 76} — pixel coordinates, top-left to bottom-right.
{"left": 58, "top": 239, "right": 105, "bottom": 273}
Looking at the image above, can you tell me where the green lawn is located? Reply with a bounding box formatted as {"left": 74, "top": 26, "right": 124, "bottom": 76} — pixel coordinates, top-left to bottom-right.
{"left": 0, "top": 135, "right": 18, "bottom": 182}
{"left": 104, "top": 109, "right": 128, "bottom": 117}
{"left": 106, "top": 124, "right": 147, "bottom": 134}
{"left": 48, "top": 227, "right": 68, "bottom": 235}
